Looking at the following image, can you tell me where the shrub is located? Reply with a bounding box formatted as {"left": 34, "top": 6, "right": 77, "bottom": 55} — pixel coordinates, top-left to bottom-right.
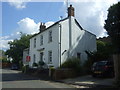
{"left": 61, "top": 57, "right": 82, "bottom": 73}
{"left": 32, "top": 62, "right": 38, "bottom": 67}
{"left": 39, "top": 61, "right": 45, "bottom": 66}
{"left": 22, "top": 65, "right": 29, "bottom": 73}
{"left": 19, "top": 61, "right": 23, "bottom": 70}
{"left": 83, "top": 59, "right": 93, "bottom": 74}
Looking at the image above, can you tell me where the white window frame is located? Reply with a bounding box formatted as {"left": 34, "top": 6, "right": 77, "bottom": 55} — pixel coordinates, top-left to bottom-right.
{"left": 40, "top": 35, "right": 43, "bottom": 45}
{"left": 34, "top": 38, "right": 36, "bottom": 48}
{"left": 48, "top": 31, "right": 52, "bottom": 42}
{"left": 48, "top": 51, "right": 52, "bottom": 64}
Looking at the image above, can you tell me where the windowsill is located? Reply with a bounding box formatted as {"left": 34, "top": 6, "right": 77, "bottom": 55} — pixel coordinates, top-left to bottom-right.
{"left": 48, "top": 62, "right": 52, "bottom": 64}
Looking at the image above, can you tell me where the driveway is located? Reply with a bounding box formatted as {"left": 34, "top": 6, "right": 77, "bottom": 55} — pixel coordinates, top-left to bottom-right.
{"left": 1, "top": 68, "right": 75, "bottom": 88}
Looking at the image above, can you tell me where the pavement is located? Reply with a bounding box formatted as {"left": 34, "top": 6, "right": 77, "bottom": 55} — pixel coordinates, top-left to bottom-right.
{"left": 60, "top": 75, "right": 116, "bottom": 88}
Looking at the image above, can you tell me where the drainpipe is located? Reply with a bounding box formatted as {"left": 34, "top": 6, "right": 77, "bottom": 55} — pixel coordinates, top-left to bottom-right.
{"left": 59, "top": 24, "right": 62, "bottom": 67}
{"left": 68, "top": 16, "right": 72, "bottom": 58}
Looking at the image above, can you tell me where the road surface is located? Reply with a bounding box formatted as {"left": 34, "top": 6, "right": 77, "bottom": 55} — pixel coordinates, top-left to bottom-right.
{"left": 1, "top": 69, "right": 75, "bottom": 88}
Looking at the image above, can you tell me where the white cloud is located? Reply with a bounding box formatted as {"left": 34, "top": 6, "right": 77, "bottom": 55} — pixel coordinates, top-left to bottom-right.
{"left": 17, "top": 17, "right": 40, "bottom": 34}
{"left": 17, "top": 17, "right": 54, "bottom": 34}
{"left": 45, "top": 21, "right": 54, "bottom": 27}
{"left": 64, "top": 0, "right": 119, "bottom": 37}
{"left": 0, "top": 17, "right": 54, "bottom": 50}
{"left": 8, "top": 0, "right": 30, "bottom": 9}
{"left": 0, "top": 33, "right": 20, "bottom": 50}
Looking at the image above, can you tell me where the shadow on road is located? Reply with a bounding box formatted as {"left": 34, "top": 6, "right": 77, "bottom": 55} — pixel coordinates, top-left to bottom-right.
{"left": 2, "top": 72, "right": 39, "bottom": 82}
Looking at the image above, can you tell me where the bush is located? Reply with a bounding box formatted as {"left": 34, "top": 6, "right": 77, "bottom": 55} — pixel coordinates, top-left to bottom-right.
{"left": 22, "top": 65, "right": 29, "bottom": 73}
{"left": 39, "top": 61, "right": 45, "bottom": 66}
{"left": 83, "top": 59, "right": 93, "bottom": 74}
{"left": 19, "top": 61, "right": 23, "bottom": 70}
{"left": 32, "top": 62, "right": 38, "bottom": 67}
{"left": 61, "top": 57, "right": 82, "bottom": 73}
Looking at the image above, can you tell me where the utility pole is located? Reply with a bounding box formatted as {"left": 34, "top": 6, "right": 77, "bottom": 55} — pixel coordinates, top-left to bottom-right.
{"left": 66, "top": 0, "right": 69, "bottom": 13}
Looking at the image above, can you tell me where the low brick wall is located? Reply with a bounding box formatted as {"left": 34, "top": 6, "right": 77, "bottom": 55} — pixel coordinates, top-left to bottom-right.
{"left": 1, "top": 63, "right": 11, "bottom": 68}
{"left": 52, "top": 68, "right": 76, "bottom": 80}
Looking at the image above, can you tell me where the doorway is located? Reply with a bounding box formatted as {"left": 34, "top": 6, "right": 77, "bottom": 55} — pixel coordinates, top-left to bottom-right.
{"left": 40, "top": 52, "right": 44, "bottom": 61}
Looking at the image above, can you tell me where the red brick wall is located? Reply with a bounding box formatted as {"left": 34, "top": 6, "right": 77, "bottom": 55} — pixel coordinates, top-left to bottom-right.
{"left": 52, "top": 68, "right": 76, "bottom": 80}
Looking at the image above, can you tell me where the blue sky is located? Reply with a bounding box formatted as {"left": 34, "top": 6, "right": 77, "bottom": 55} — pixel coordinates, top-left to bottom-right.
{"left": 1, "top": 0, "right": 120, "bottom": 50}
{"left": 2, "top": 2, "right": 64, "bottom": 36}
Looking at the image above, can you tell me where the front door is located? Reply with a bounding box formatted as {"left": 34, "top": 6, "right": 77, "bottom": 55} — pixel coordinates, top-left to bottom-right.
{"left": 40, "top": 52, "right": 44, "bottom": 61}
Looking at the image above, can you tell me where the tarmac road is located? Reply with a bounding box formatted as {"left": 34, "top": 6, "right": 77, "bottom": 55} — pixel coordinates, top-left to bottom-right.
{"left": 1, "top": 68, "right": 75, "bottom": 88}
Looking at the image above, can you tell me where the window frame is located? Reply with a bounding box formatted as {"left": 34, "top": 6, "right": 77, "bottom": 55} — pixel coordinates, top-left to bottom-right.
{"left": 48, "top": 30, "right": 52, "bottom": 42}
{"left": 40, "top": 35, "right": 43, "bottom": 46}
{"left": 48, "top": 51, "right": 52, "bottom": 64}
{"left": 34, "top": 38, "right": 36, "bottom": 48}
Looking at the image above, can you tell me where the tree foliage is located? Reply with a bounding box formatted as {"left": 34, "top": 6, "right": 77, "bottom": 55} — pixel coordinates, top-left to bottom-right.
{"left": 104, "top": 2, "right": 120, "bottom": 53}
{"left": 84, "top": 40, "right": 113, "bottom": 74}
{"left": 5, "top": 34, "right": 32, "bottom": 64}
{"left": 85, "top": 40, "right": 113, "bottom": 62}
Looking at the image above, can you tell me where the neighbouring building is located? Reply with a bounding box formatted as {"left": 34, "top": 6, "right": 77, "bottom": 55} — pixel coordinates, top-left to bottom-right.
{"left": 25, "top": 5, "right": 96, "bottom": 68}
{"left": 23, "top": 48, "right": 30, "bottom": 65}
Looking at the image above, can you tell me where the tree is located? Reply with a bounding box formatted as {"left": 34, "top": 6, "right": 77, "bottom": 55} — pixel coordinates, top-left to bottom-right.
{"left": 0, "top": 50, "right": 7, "bottom": 62}
{"left": 104, "top": 2, "right": 120, "bottom": 53}
{"left": 5, "top": 34, "right": 32, "bottom": 65}
{"left": 104, "top": 2, "right": 120, "bottom": 85}
{"left": 84, "top": 40, "right": 113, "bottom": 74}
{"left": 85, "top": 40, "right": 113, "bottom": 62}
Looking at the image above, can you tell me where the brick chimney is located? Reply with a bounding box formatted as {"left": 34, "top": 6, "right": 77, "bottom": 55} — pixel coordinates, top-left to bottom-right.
{"left": 39, "top": 23, "right": 46, "bottom": 32}
{"left": 68, "top": 5, "right": 74, "bottom": 17}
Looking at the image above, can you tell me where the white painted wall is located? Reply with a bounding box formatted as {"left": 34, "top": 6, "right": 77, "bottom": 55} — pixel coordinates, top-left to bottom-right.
{"left": 29, "top": 24, "right": 60, "bottom": 68}
{"left": 29, "top": 16, "right": 96, "bottom": 68}
{"left": 60, "top": 16, "right": 96, "bottom": 64}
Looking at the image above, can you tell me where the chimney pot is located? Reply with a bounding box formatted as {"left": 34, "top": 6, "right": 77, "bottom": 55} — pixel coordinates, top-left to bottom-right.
{"left": 68, "top": 4, "right": 75, "bottom": 17}
{"left": 39, "top": 22, "right": 46, "bottom": 32}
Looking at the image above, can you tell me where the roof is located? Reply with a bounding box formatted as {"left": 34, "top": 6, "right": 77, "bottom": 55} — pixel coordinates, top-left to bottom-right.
{"left": 30, "top": 17, "right": 69, "bottom": 39}
{"left": 30, "top": 17, "right": 96, "bottom": 39}
{"left": 74, "top": 19, "right": 96, "bottom": 37}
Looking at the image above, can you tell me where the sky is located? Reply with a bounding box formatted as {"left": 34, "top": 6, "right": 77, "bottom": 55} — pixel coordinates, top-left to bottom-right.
{"left": 1, "top": 0, "right": 120, "bottom": 50}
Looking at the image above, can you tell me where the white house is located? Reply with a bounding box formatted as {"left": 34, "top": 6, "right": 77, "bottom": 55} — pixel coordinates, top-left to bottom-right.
{"left": 28, "top": 5, "right": 96, "bottom": 68}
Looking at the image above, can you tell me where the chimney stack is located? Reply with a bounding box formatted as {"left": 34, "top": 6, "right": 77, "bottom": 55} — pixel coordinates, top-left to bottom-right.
{"left": 39, "top": 23, "right": 46, "bottom": 32}
{"left": 68, "top": 5, "right": 74, "bottom": 17}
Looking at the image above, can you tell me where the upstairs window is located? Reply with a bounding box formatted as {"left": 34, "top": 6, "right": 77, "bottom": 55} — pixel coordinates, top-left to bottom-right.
{"left": 40, "top": 35, "right": 43, "bottom": 45}
{"left": 34, "top": 38, "right": 36, "bottom": 48}
{"left": 48, "top": 51, "right": 52, "bottom": 64}
{"left": 48, "top": 31, "right": 52, "bottom": 42}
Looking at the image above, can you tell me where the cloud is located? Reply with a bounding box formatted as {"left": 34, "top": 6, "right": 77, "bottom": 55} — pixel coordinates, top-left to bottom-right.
{"left": 0, "top": 17, "right": 54, "bottom": 50}
{"left": 17, "top": 17, "right": 40, "bottom": 34}
{"left": 64, "top": 0, "right": 119, "bottom": 37}
{"left": 45, "top": 21, "right": 54, "bottom": 27}
{"left": 8, "top": 0, "right": 30, "bottom": 9}
{"left": 0, "top": 32, "right": 21, "bottom": 50}
{"left": 17, "top": 17, "right": 54, "bottom": 34}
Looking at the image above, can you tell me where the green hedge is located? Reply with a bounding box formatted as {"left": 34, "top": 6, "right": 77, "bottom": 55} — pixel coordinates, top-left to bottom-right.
{"left": 22, "top": 65, "right": 29, "bottom": 73}
{"left": 61, "top": 57, "right": 82, "bottom": 73}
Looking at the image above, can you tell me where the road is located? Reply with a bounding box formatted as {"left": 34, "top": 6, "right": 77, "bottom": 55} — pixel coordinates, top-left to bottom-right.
{"left": 1, "top": 69, "right": 75, "bottom": 88}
